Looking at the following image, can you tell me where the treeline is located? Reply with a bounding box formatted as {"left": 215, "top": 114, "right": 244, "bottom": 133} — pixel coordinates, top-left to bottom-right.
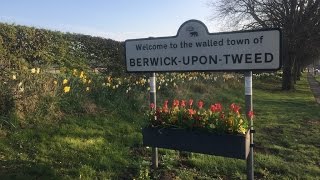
{"left": 0, "top": 22, "right": 125, "bottom": 75}
{"left": 212, "top": 0, "right": 320, "bottom": 90}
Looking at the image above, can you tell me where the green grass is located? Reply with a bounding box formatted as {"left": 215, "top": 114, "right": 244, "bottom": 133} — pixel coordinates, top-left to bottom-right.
{"left": 315, "top": 74, "right": 320, "bottom": 83}
{"left": 252, "top": 74, "right": 320, "bottom": 179}
{"left": 0, "top": 73, "right": 319, "bottom": 179}
{"left": 0, "top": 114, "right": 144, "bottom": 179}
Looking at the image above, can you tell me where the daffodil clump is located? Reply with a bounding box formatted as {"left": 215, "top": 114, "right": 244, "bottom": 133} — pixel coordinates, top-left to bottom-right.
{"left": 54, "top": 69, "right": 94, "bottom": 94}
{"left": 12, "top": 68, "right": 243, "bottom": 98}
{"left": 147, "top": 99, "right": 253, "bottom": 135}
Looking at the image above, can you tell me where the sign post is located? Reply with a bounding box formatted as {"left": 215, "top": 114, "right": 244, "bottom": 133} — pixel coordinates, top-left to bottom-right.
{"left": 245, "top": 71, "right": 254, "bottom": 180}
{"left": 125, "top": 19, "right": 281, "bottom": 179}
{"left": 149, "top": 72, "right": 158, "bottom": 168}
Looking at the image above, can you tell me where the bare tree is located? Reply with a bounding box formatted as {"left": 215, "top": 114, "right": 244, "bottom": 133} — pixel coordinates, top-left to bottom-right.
{"left": 210, "top": 0, "right": 320, "bottom": 90}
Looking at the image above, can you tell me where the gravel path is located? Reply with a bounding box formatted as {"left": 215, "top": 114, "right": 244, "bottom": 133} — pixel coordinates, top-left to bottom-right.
{"left": 307, "top": 73, "right": 320, "bottom": 104}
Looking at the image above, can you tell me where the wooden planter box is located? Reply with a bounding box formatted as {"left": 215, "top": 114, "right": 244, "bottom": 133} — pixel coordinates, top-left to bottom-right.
{"left": 142, "top": 127, "right": 250, "bottom": 160}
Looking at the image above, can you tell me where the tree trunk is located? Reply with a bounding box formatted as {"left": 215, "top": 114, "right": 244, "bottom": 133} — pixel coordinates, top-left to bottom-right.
{"left": 293, "top": 59, "right": 301, "bottom": 83}
{"left": 296, "top": 63, "right": 301, "bottom": 81}
{"left": 293, "top": 60, "right": 297, "bottom": 84}
{"left": 282, "top": 66, "right": 293, "bottom": 90}
{"left": 282, "top": 52, "right": 295, "bottom": 90}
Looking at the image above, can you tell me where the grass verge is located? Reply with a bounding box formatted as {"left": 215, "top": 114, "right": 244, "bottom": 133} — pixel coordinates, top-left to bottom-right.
{"left": 0, "top": 73, "right": 319, "bottom": 179}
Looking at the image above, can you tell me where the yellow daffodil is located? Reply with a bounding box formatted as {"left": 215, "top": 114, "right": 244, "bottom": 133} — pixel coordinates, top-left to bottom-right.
{"left": 140, "top": 79, "right": 146, "bottom": 84}
{"left": 73, "top": 69, "right": 78, "bottom": 76}
{"left": 53, "top": 80, "right": 58, "bottom": 85}
{"left": 19, "top": 87, "right": 24, "bottom": 92}
{"left": 239, "top": 127, "right": 246, "bottom": 134}
{"left": 79, "top": 71, "right": 84, "bottom": 78}
{"left": 36, "top": 68, "right": 40, "bottom": 74}
{"left": 88, "top": 80, "right": 91, "bottom": 84}
{"left": 86, "top": 87, "right": 90, "bottom": 91}
{"left": 12, "top": 75, "right": 17, "bottom": 80}
{"left": 63, "top": 86, "right": 70, "bottom": 93}
{"left": 31, "top": 68, "right": 36, "bottom": 74}
{"left": 63, "top": 79, "right": 68, "bottom": 84}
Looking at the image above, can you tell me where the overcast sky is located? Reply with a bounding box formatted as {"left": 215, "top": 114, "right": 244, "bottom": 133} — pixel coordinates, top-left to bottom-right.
{"left": 0, "top": 0, "right": 223, "bottom": 41}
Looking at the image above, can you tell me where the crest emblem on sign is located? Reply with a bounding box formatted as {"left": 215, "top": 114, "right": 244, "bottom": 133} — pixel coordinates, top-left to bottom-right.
{"left": 186, "top": 26, "right": 198, "bottom": 37}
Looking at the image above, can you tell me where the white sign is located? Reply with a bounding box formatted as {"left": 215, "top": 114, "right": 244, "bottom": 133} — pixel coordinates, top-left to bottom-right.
{"left": 125, "top": 20, "right": 281, "bottom": 72}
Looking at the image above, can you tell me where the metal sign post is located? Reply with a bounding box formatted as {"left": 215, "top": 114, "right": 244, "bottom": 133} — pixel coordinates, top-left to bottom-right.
{"left": 245, "top": 71, "right": 254, "bottom": 180}
{"left": 149, "top": 72, "right": 158, "bottom": 168}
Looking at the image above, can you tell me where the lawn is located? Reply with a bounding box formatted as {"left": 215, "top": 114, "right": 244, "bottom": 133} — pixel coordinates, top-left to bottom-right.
{"left": 0, "top": 73, "right": 319, "bottom": 179}
{"left": 315, "top": 74, "right": 320, "bottom": 83}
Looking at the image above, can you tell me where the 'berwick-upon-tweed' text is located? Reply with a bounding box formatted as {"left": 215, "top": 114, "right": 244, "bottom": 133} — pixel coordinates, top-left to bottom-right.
{"left": 129, "top": 53, "right": 273, "bottom": 67}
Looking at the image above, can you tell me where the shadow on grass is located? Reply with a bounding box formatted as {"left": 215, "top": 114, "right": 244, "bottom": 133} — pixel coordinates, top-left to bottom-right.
{"left": 0, "top": 160, "right": 57, "bottom": 179}
{"left": 255, "top": 98, "right": 320, "bottom": 120}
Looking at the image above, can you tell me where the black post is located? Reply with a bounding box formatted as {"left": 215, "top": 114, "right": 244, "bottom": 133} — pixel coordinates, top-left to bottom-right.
{"left": 245, "top": 71, "right": 254, "bottom": 180}
{"left": 150, "top": 72, "right": 158, "bottom": 168}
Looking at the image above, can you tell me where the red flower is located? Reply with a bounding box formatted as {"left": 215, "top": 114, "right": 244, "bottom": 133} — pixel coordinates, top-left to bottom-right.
{"left": 150, "top": 103, "right": 155, "bottom": 109}
{"left": 188, "top": 99, "right": 193, "bottom": 107}
{"left": 215, "top": 103, "right": 223, "bottom": 112}
{"left": 162, "top": 100, "right": 169, "bottom": 112}
{"left": 220, "top": 113, "right": 225, "bottom": 119}
{"left": 210, "top": 104, "right": 216, "bottom": 112}
{"left": 230, "top": 103, "right": 240, "bottom": 114}
{"left": 181, "top": 100, "right": 186, "bottom": 108}
{"left": 198, "top": 100, "right": 204, "bottom": 109}
{"left": 248, "top": 111, "right": 254, "bottom": 119}
{"left": 188, "top": 109, "right": 196, "bottom": 116}
{"left": 210, "top": 103, "right": 223, "bottom": 113}
{"left": 163, "top": 100, "right": 168, "bottom": 109}
{"left": 173, "top": 99, "right": 179, "bottom": 107}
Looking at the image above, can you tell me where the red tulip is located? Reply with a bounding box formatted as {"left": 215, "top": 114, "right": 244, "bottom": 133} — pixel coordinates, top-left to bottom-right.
{"left": 230, "top": 103, "right": 240, "bottom": 114}
{"left": 210, "top": 103, "right": 223, "bottom": 112}
{"left": 163, "top": 100, "right": 168, "bottom": 109}
{"left": 198, "top": 100, "right": 204, "bottom": 109}
{"left": 248, "top": 111, "right": 254, "bottom": 119}
{"left": 188, "top": 109, "right": 196, "bottom": 116}
{"left": 215, "top": 103, "right": 223, "bottom": 112}
{"left": 181, "top": 100, "right": 186, "bottom": 108}
{"left": 173, "top": 99, "right": 179, "bottom": 107}
{"left": 210, "top": 104, "right": 216, "bottom": 112}
{"left": 188, "top": 99, "right": 193, "bottom": 107}
{"left": 150, "top": 103, "right": 155, "bottom": 109}
{"left": 220, "top": 113, "right": 225, "bottom": 119}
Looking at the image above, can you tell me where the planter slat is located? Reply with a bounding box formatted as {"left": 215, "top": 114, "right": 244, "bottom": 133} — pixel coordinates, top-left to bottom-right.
{"left": 142, "top": 127, "right": 250, "bottom": 160}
